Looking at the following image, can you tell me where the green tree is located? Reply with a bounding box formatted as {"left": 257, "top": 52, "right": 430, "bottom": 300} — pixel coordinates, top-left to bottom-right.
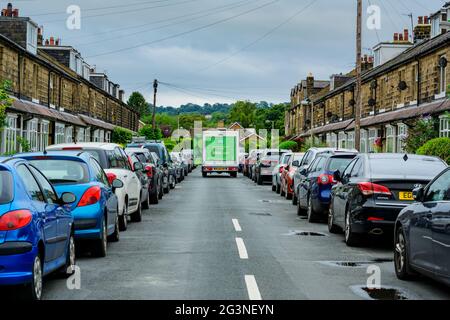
{"left": 179, "top": 114, "right": 206, "bottom": 130}
{"left": 229, "top": 101, "right": 257, "bottom": 128}
{"left": 404, "top": 117, "right": 438, "bottom": 153}
{"left": 0, "top": 80, "right": 13, "bottom": 130}
{"left": 140, "top": 125, "right": 163, "bottom": 140}
{"left": 127, "top": 91, "right": 148, "bottom": 116}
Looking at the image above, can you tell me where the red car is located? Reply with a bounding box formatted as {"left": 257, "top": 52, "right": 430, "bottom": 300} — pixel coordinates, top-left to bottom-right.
{"left": 280, "top": 153, "right": 305, "bottom": 201}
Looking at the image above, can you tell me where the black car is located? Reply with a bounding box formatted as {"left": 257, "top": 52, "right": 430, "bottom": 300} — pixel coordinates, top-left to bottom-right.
{"left": 296, "top": 153, "right": 357, "bottom": 222}
{"left": 142, "top": 142, "right": 175, "bottom": 193}
{"left": 128, "top": 153, "right": 151, "bottom": 209}
{"left": 126, "top": 148, "right": 163, "bottom": 204}
{"left": 394, "top": 167, "right": 450, "bottom": 286}
{"left": 329, "top": 153, "right": 447, "bottom": 247}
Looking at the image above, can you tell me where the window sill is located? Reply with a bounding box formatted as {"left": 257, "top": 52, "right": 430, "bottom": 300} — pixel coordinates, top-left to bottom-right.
{"left": 434, "top": 92, "right": 446, "bottom": 100}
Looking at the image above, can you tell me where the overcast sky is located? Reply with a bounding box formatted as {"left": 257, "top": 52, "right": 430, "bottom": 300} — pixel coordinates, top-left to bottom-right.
{"left": 15, "top": 0, "right": 445, "bottom": 106}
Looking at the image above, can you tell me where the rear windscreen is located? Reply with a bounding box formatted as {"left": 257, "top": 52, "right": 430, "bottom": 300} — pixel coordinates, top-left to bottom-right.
{"left": 369, "top": 158, "right": 447, "bottom": 179}
{"left": 328, "top": 157, "right": 355, "bottom": 173}
{"left": 0, "top": 171, "right": 13, "bottom": 204}
{"left": 29, "top": 160, "right": 89, "bottom": 185}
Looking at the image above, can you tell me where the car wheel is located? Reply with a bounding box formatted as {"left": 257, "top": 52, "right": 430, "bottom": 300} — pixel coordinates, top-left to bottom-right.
{"left": 257, "top": 173, "right": 263, "bottom": 185}
{"left": 119, "top": 204, "right": 128, "bottom": 231}
{"left": 142, "top": 190, "right": 151, "bottom": 209}
{"left": 150, "top": 188, "right": 159, "bottom": 204}
{"left": 307, "top": 196, "right": 319, "bottom": 222}
{"left": 230, "top": 172, "right": 237, "bottom": 178}
{"left": 272, "top": 181, "right": 276, "bottom": 191}
{"left": 93, "top": 218, "right": 107, "bottom": 257}
{"left": 170, "top": 175, "right": 176, "bottom": 189}
{"left": 25, "top": 255, "right": 43, "bottom": 300}
{"left": 202, "top": 172, "right": 207, "bottom": 178}
{"left": 276, "top": 182, "right": 281, "bottom": 194}
{"left": 297, "top": 193, "right": 307, "bottom": 216}
{"left": 108, "top": 211, "right": 120, "bottom": 242}
{"left": 344, "top": 209, "right": 362, "bottom": 247}
{"left": 327, "top": 205, "right": 341, "bottom": 234}
{"left": 286, "top": 186, "right": 293, "bottom": 200}
{"left": 292, "top": 193, "right": 298, "bottom": 205}
{"left": 394, "top": 227, "right": 416, "bottom": 280}
{"left": 131, "top": 200, "right": 142, "bottom": 222}
{"left": 280, "top": 181, "right": 286, "bottom": 197}
{"left": 158, "top": 182, "right": 164, "bottom": 199}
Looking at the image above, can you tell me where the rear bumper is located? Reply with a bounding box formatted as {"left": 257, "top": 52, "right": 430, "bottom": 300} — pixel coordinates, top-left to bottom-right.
{"left": 72, "top": 204, "right": 103, "bottom": 240}
{"left": 202, "top": 166, "right": 238, "bottom": 173}
{"left": 350, "top": 203, "right": 402, "bottom": 236}
{"left": 0, "top": 243, "right": 36, "bottom": 285}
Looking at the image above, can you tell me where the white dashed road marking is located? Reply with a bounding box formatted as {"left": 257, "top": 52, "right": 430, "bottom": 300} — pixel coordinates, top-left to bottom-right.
{"left": 235, "top": 237, "right": 248, "bottom": 259}
{"left": 245, "top": 275, "right": 262, "bottom": 300}
{"left": 232, "top": 219, "right": 242, "bottom": 232}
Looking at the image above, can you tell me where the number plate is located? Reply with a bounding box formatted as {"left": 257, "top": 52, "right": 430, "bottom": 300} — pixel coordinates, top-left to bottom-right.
{"left": 399, "top": 192, "right": 413, "bottom": 201}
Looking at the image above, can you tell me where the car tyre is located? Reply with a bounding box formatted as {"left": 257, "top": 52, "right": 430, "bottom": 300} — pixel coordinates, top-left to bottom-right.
{"left": 202, "top": 172, "right": 207, "bottom": 178}
{"left": 131, "top": 200, "right": 142, "bottom": 222}
{"left": 170, "top": 175, "right": 176, "bottom": 189}
{"left": 344, "top": 209, "right": 362, "bottom": 247}
{"left": 24, "top": 255, "right": 43, "bottom": 300}
{"left": 276, "top": 182, "right": 281, "bottom": 194}
{"left": 142, "top": 190, "right": 151, "bottom": 209}
{"left": 230, "top": 172, "right": 237, "bottom": 178}
{"left": 327, "top": 206, "right": 341, "bottom": 234}
{"left": 307, "top": 196, "right": 319, "bottom": 222}
{"left": 119, "top": 204, "right": 128, "bottom": 231}
{"left": 286, "top": 186, "right": 293, "bottom": 200}
{"left": 272, "top": 182, "right": 276, "bottom": 192}
{"left": 394, "top": 226, "right": 417, "bottom": 280}
{"left": 292, "top": 193, "right": 298, "bottom": 205}
{"left": 297, "top": 193, "right": 307, "bottom": 216}
{"left": 93, "top": 218, "right": 107, "bottom": 257}
{"left": 108, "top": 211, "right": 120, "bottom": 242}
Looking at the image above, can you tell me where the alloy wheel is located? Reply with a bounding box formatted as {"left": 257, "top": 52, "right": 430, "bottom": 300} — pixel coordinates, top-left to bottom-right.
{"left": 395, "top": 232, "right": 406, "bottom": 273}
{"left": 33, "top": 256, "right": 43, "bottom": 300}
{"left": 68, "top": 235, "right": 76, "bottom": 273}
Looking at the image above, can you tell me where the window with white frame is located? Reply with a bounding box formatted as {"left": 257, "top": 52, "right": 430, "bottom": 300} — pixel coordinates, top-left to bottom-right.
{"left": 386, "top": 125, "right": 396, "bottom": 153}
{"left": 396, "top": 123, "right": 408, "bottom": 153}
{"left": 27, "top": 119, "right": 39, "bottom": 152}
{"left": 368, "top": 128, "right": 378, "bottom": 152}
{"left": 77, "top": 128, "right": 85, "bottom": 143}
{"left": 440, "top": 115, "right": 450, "bottom": 137}
{"left": 105, "top": 131, "right": 111, "bottom": 143}
{"left": 360, "top": 129, "right": 368, "bottom": 153}
{"left": 99, "top": 130, "right": 105, "bottom": 142}
{"left": 329, "top": 133, "right": 337, "bottom": 148}
{"left": 347, "top": 132, "right": 355, "bottom": 150}
{"left": 338, "top": 132, "right": 347, "bottom": 149}
{"left": 39, "top": 120, "right": 49, "bottom": 151}
{"left": 93, "top": 129, "right": 100, "bottom": 142}
{"left": 85, "top": 127, "right": 91, "bottom": 142}
{"left": 2, "top": 114, "right": 18, "bottom": 155}
{"left": 55, "top": 122, "right": 65, "bottom": 145}
{"left": 65, "top": 126, "right": 73, "bottom": 143}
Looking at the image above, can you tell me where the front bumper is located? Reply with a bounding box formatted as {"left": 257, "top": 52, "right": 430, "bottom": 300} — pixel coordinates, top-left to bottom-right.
{"left": 0, "top": 243, "right": 36, "bottom": 286}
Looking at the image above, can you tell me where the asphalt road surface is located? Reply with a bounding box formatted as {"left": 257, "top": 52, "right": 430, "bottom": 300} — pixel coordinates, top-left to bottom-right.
{"left": 42, "top": 169, "right": 450, "bottom": 300}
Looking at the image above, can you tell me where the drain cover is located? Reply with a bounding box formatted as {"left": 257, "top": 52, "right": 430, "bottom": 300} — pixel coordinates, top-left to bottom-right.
{"left": 350, "top": 285, "right": 417, "bottom": 300}
{"left": 319, "top": 259, "right": 393, "bottom": 268}
{"left": 249, "top": 212, "right": 272, "bottom": 216}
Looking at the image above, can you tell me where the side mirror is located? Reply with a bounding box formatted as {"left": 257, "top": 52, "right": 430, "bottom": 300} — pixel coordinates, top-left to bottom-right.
{"left": 61, "top": 192, "right": 76, "bottom": 205}
{"left": 333, "top": 170, "right": 342, "bottom": 182}
{"left": 413, "top": 187, "right": 424, "bottom": 202}
{"left": 292, "top": 160, "right": 300, "bottom": 167}
{"left": 112, "top": 179, "right": 124, "bottom": 189}
{"left": 133, "top": 162, "right": 143, "bottom": 171}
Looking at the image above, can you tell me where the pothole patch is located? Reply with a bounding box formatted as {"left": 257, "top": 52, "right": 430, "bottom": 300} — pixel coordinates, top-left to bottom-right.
{"left": 259, "top": 200, "right": 290, "bottom": 204}
{"left": 283, "top": 230, "right": 328, "bottom": 237}
{"left": 318, "top": 259, "right": 393, "bottom": 268}
{"left": 350, "top": 285, "right": 417, "bottom": 300}
{"left": 248, "top": 212, "right": 272, "bottom": 216}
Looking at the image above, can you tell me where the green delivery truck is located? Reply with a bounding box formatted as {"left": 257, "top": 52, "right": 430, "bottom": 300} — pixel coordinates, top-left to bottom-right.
{"left": 202, "top": 130, "right": 240, "bottom": 178}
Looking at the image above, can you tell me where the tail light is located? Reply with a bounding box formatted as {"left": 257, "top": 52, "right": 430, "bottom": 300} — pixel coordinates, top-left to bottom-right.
{"left": 367, "top": 217, "right": 385, "bottom": 221}
{"left": 279, "top": 166, "right": 285, "bottom": 173}
{"left": 106, "top": 173, "right": 117, "bottom": 185}
{"left": 78, "top": 186, "right": 101, "bottom": 207}
{"left": 62, "top": 147, "right": 82, "bottom": 150}
{"left": 145, "top": 165, "right": 153, "bottom": 178}
{"left": 0, "top": 210, "right": 32, "bottom": 231}
{"left": 358, "top": 182, "right": 391, "bottom": 196}
{"left": 318, "top": 174, "right": 335, "bottom": 185}
{"left": 127, "top": 156, "right": 134, "bottom": 170}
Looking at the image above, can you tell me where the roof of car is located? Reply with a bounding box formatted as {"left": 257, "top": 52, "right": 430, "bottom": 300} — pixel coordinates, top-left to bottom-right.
{"left": 365, "top": 153, "right": 445, "bottom": 163}
{"left": 47, "top": 142, "right": 121, "bottom": 151}
{"left": 125, "top": 148, "right": 150, "bottom": 154}
{"left": 14, "top": 151, "right": 92, "bottom": 162}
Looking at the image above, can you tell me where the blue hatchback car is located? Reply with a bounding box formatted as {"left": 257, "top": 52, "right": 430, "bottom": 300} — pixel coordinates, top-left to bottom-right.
{"left": 297, "top": 153, "right": 357, "bottom": 222}
{"left": 0, "top": 157, "right": 77, "bottom": 300}
{"left": 16, "top": 152, "right": 124, "bottom": 258}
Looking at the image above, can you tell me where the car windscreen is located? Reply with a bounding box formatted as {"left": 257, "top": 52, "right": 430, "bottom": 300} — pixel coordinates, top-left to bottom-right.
{"left": 134, "top": 153, "right": 147, "bottom": 163}
{"left": 264, "top": 155, "right": 279, "bottom": 161}
{"left": 369, "top": 158, "right": 447, "bottom": 179}
{"left": 79, "top": 149, "right": 108, "bottom": 168}
{"left": 282, "top": 155, "right": 292, "bottom": 164}
{"left": 29, "top": 160, "right": 89, "bottom": 185}
{"left": 327, "top": 157, "right": 355, "bottom": 173}
{"left": 145, "top": 145, "right": 164, "bottom": 161}
{"left": 0, "top": 170, "right": 13, "bottom": 204}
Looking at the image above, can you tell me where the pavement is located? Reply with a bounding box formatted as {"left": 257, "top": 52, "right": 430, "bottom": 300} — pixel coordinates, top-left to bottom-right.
{"left": 41, "top": 169, "right": 450, "bottom": 300}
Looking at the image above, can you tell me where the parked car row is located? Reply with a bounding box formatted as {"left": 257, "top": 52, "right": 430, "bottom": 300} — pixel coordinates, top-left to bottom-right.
{"left": 254, "top": 147, "right": 449, "bottom": 287}
{"left": 0, "top": 141, "right": 195, "bottom": 299}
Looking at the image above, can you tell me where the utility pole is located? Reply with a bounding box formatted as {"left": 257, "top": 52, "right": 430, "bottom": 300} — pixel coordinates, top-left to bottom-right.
{"left": 354, "top": 0, "right": 362, "bottom": 151}
{"left": 152, "top": 79, "right": 158, "bottom": 130}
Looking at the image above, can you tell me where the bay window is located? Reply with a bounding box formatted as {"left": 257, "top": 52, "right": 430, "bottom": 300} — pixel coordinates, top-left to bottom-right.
{"left": 39, "top": 120, "right": 49, "bottom": 151}
{"left": 27, "top": 119, "right": 39, "bottom": 152}
{"left": 338, "top": 131, "right": 347, "bottom": 149}
{"left": 347, "top": 131, "right": 355, "bottom": 150}
{"left": 2, "top": 114, "right": 18, "bottom": 155}
{"left": 85, "top": 127, "right": 91, "bottom": 142}
{"left": 55, "top": 122, "right": 65, "bottom": 145}
{"left": 440, "top": 115, "right": 450, "bottom": 137}
{"left": 385, "top": 125, "right": 396, "bottom": 153}
{"left": 368, "top": 128, "right": 378, "bottom": 153}
{"left": 360, "top": 129, "right": 368, "bottom": 153}
{"left": 65, "top": 126, "right": 73, "bottom": 143}
{"left": 396, "top": 123, "right": 408, "bottom": 153}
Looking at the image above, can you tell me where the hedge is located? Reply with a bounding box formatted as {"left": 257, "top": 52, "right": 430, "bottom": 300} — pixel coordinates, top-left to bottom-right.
{"left": 416, "top": 137, "right": 450, "bottom": 164}
{"left": 112, "top": 127, "right": 133, "bottom": 145}
{"left": 279, "top": 141, "right": 298, "bottom": 152}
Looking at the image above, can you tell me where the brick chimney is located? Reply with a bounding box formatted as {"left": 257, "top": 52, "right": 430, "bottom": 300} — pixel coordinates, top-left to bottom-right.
{"left": 119, "top": 90, "right": 125, "bottom": 102}
{"left": 394, "top": 33, "right": 399, "bottom": 42}
{"left": 306, "top": 72, "right": 314, "bottom": 98}
{"left": 37, "top": 27, "right": 43, "bottom": 46}
{"left": 361, "top": 55, "right": 374, "bottom": 72}
{"left": 414, "top": 15, "right": 431, "bottom": 43}
{"left": 1, "top": 3, "right": 18, "bottom": 17}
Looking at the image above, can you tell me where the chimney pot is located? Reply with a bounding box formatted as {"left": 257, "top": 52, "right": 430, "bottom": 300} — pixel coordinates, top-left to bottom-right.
{"left": 49, "top": 37, "right": 55, "bottom": 45}
{"left": 12, "top": 8, "right": 18, "bottom": 17}
{"left": 418, "top": 16, "right": 423, "bottom": 24}
{"left": 394, "top": 33, "right": 399, "bottom": 41}
{"left": 399, "top": 33, "right": 404, "bottom": 41}
{"left": 424, "top": 16, "right": 429, "bottom": 24}
{"left": 404, "top": 29, "right": 409, "bottom": 41}
{"left": 45, "top": 39, "right": 49, "bottom": 46}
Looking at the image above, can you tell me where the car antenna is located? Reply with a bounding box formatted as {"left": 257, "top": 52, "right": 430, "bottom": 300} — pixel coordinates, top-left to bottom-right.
{"left": 43, "top": 148, "right": 47, "bottom": 155}
{"left": 403, "top": 154, "right": 409, "bottom": 162}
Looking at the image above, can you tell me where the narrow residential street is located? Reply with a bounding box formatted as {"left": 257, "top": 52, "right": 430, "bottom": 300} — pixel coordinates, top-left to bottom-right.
{"left": 42, "top": 170, "right": 450, "bottom": 300}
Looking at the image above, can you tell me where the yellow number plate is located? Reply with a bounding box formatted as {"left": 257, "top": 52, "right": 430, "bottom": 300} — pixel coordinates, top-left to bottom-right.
{"left": 399, "top": 192, "right": 413, "bottom": 201}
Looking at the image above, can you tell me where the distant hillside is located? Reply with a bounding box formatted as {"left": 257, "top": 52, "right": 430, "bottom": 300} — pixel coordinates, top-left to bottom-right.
{"left": 155, "top": 101, "right": 285, "bottom": 115}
